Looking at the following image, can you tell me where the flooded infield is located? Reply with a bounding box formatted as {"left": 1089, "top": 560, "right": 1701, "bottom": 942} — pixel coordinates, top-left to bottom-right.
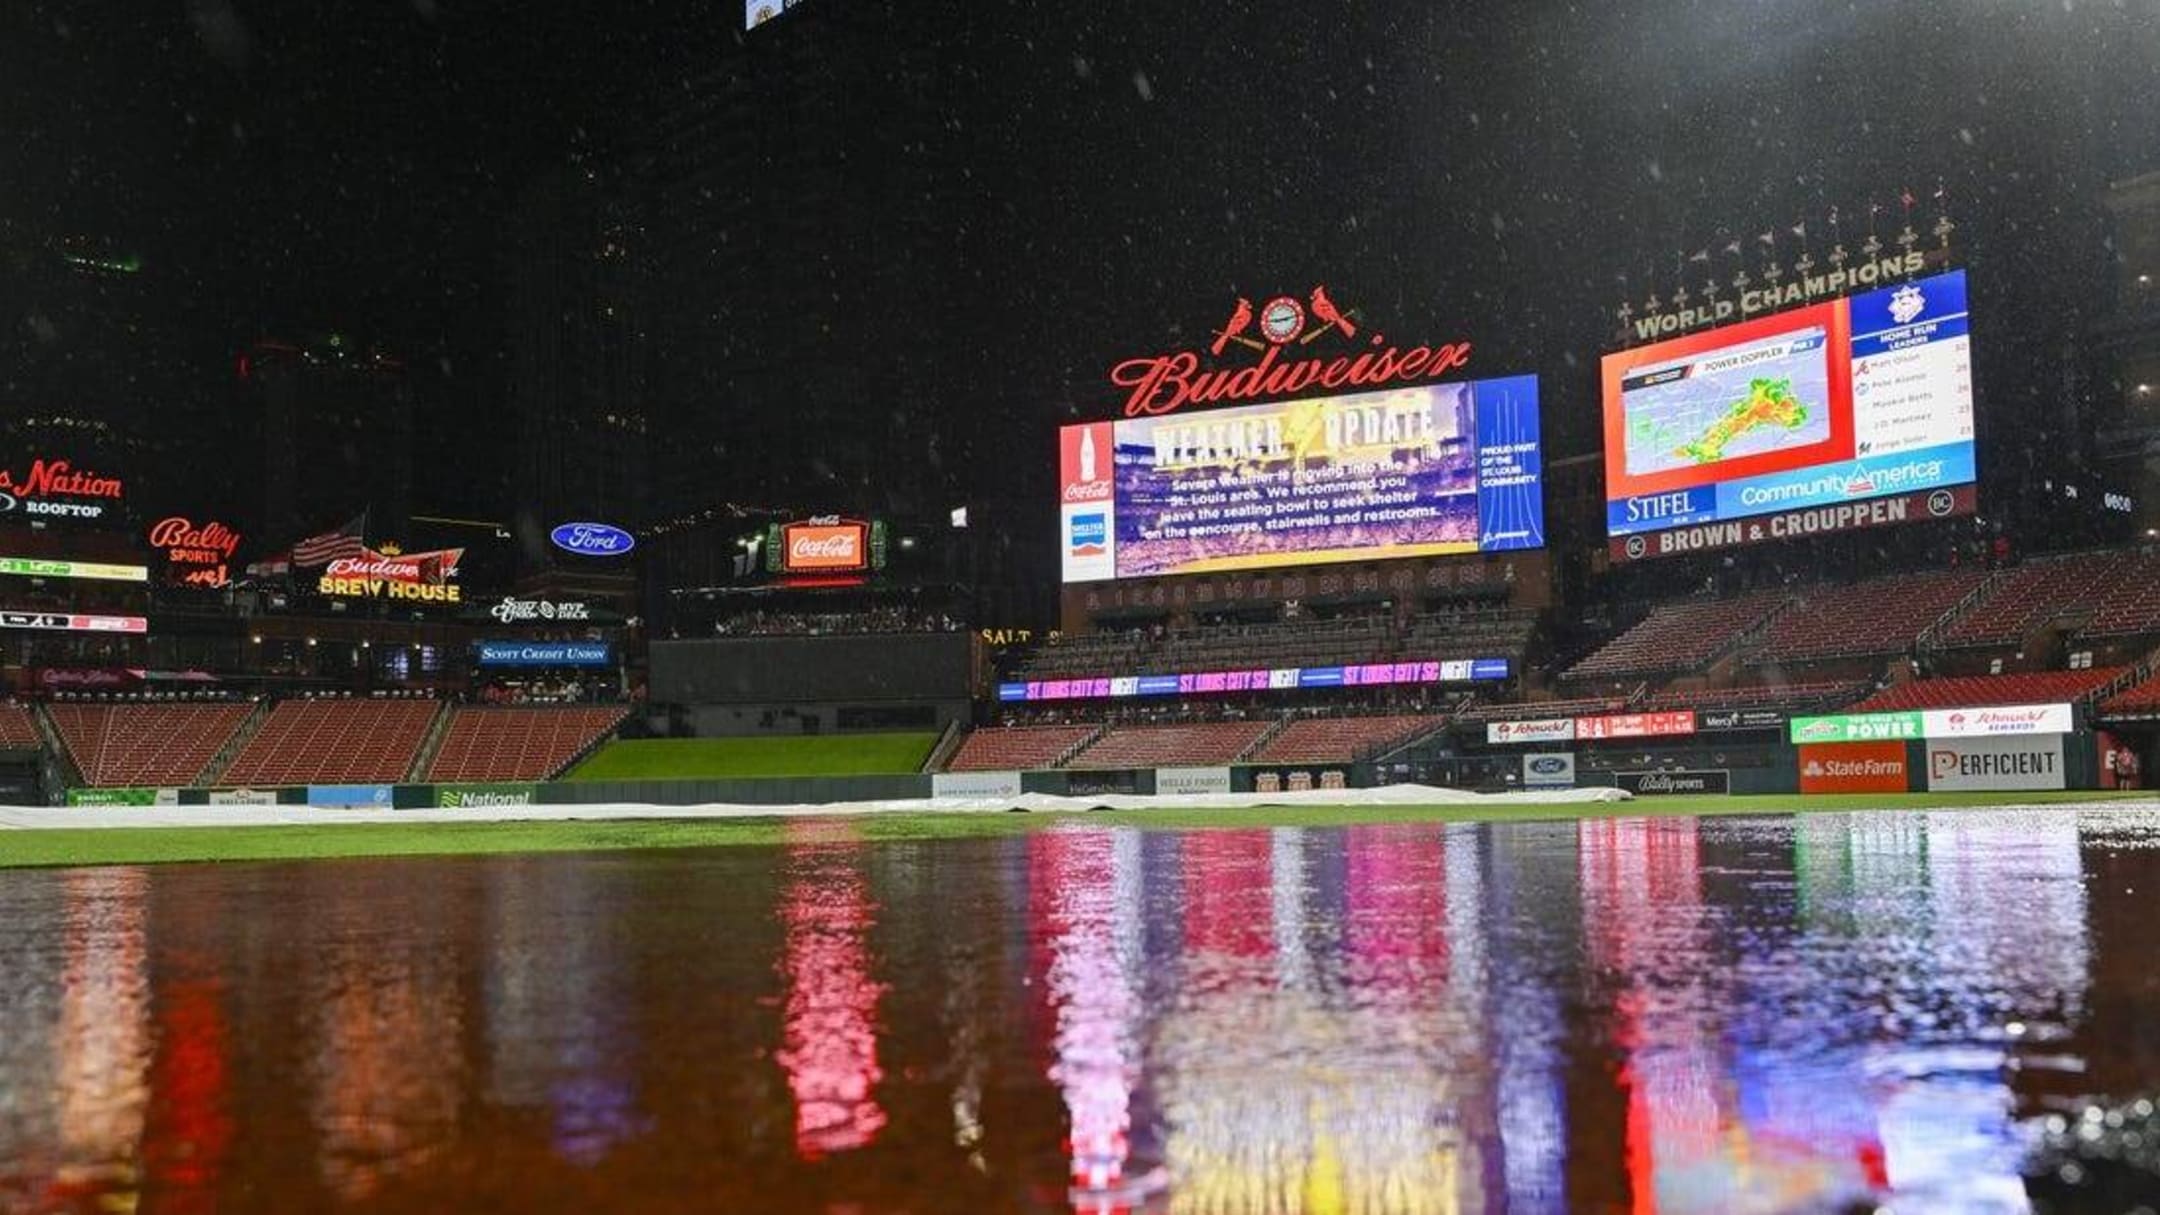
{"left": 2, "top": 807, "right": 2157, "bottom": 1213}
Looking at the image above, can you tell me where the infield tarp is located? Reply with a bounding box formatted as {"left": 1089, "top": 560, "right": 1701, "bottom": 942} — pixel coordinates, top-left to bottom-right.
{"left": 0, "top": 783, "right": 1629, "bottom": 830}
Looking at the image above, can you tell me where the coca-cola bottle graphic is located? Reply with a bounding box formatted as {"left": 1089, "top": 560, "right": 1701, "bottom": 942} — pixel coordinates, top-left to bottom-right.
{"left": 1079, "top": 428, "right": 1097, "bottom": 482}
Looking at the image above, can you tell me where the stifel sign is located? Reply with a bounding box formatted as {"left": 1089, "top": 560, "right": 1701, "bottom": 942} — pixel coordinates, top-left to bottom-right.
{"left": 1107, "top": 285, "right": 1473, "bottom": 418}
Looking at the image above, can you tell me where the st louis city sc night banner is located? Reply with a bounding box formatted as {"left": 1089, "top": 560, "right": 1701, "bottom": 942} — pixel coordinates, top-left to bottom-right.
{"left": 1059, "top": 376, "right": 1544, "bottom": 583}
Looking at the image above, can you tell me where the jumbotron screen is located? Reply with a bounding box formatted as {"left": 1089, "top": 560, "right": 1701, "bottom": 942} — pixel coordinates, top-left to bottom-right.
{"left": 1600, "top": 269, "right": 1975, "bottom": 559}
{"left": 1058, "top": 376, "right": 1544, "bottom": 583}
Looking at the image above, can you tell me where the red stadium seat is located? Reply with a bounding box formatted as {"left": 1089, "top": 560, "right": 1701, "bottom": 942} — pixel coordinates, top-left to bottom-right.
{"left": 1848, "top": 667, "right": 2129, "bottom": 713}
{"left": 1939, "top": 551, "right": 2142, "bottom": 648}
{"left": 47, "top": 703, "right": 255, "bottom": 788}
{"left": 944, "top": 725, "right": 1099, "bottom": 772}
{"left": 2101, "top": 669, "right": 2160, "bottom": 718}
{"left": 1746, "top": 570, "right": 1988, "bottom": 664}
{"left": 423, "top": 706, "right": 630, "bottom": 782}
{"left": 0, "top": 703, "right": 39, "bottom": 750}
{"left": 1065, "top": 722, "right": 1272, "bottom": 769}
{"left": 1249, "top": 715, "right": 1443, "bottom": 763}
{"left": 1564, "top": 590, "right": 1790, "bottom": 680}
{"left": 221, "top": 699, "right": 442, "bottom": 786}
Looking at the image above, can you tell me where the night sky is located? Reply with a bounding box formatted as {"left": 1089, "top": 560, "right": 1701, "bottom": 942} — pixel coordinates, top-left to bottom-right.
{"left": 6, "top": 0, "right": 2157, "bottom": 534}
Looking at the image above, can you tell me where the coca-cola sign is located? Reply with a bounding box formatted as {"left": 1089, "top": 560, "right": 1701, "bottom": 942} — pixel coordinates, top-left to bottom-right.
{"left": 1107, "top": 285, "right": 1472, "bottom": 418}
{"left": 149, "top": 516, "right": 242, "bottom": 588}
{"left": 781, "top": 520, "right": 868, "bottom": 572}
{"left": 0, "top": 457, "right": 126, "bottom": 520}
{"left": 550, "top": 521, "right": 635, "bottom": 557}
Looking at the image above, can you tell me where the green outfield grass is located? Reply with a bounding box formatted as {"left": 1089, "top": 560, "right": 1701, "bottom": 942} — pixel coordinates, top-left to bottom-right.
{"left": 2, "top": 790, "right": 2153, "bottom": 869}
{"left": 566, "top": 733, "right": 939, "bottom": 780}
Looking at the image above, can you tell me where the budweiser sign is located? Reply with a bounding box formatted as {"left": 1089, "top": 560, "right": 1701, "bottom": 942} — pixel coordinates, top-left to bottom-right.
{"left": 1107, "top": 285, "right": 1472, "bottom": 418}
{"left": 0, "top": 457, "right": 125, "bottom": 520}
{"left": 319, "top": 544, "right": 465, "bottom": 603}
{"left": 782, "top": 521, "right": 867, "bottom": 572}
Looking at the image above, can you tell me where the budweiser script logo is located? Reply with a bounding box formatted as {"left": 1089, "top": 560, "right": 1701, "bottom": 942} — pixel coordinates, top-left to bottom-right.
{"left": 1107, "top": 286, "right": 1472, "bottom": 418}
{"left": 490, "top": 597, "right": 591, "bottom": 624}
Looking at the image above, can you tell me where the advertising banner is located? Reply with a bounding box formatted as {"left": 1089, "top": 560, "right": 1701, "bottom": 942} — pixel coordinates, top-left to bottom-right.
{"left": 0, "top": 556, "right": 148, "bottom": 582}
{"left": 1487, "top": 718, "right": 1577, "bottom": 745}
{"left": 1059, "top": 374, "right": 1544, "bottom": 583}
{"left": 1616, "top": 769, "right": 1730, "bottom": 795}
{"left": 1790, "top": 710, "right": 1924, "bottom": 745}
{"left": 1921, "top": 702, "right": 2073, "bottom": 738}
{"left": 476, "top": 641, "right": 614, "bottom": 667}
{"left": 1523, "top": 752, "right": 1577, "bottom": 788}
{"left": 1156, "top": 767, "right": 1234, "bottom": 797}
{"left": 997, "top": 656, "right": 1506, "bottom": 703}
{"left": 1926, "top": 735, "right": 2066, "bottom": 792}
{"left": 317, "top": 544, "right": 464, "bottom": 603}
{"left": 1798, "top": 741, "right": 1910, "bottom": 794}
{"left": 1699, "top": 708, "right": 1789, "bottom": 731}
{"left": 550, "top": 521, "right": 635, "bottom": 557}
{"left": 1577, "top": 711, "right": 1696, "bottom": 740}
{"left": 781, "top": 519, "right": 870, "bottom": 572}
{"left": 149, "top": 517, "right": 241, "bottom": 588}
{"left": 436, "top": 783, "right": 540, "bottom": 808}
{"left": 930, "top": 771, "right": 1024, "bottom": 800}
{"left": 66, "top": 787, "right": 177, "bottom": 807}
{"left": 306, "top": 784, "right": 393, "bottom": 808}
{"left": 208, "top": 789, "right": 280, "bottom": 805}
{"left": 0, "top": 456, "right": 125, "bottom": 521}
{"left": 0, "top": 611, "right": 147, "bottom": 634}
{"left": 1603, "top": 270, "right": 1976, "bottom": 559}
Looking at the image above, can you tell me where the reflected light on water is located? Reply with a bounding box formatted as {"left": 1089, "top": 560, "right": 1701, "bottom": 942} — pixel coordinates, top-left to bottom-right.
{"left": 776, "top": 823, "right": 889, "bottom": 1158}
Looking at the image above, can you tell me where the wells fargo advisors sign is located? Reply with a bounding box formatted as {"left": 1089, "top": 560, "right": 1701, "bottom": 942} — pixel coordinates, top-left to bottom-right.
{"left": 149, "top": 517, "right": 241, "bottom": 588}
{"left": 0, "top": 457, "right": 125, "bottom": 520}
{"left": 1107, "top": 285, "right": 1473, "bottom": 418}
{"left": 317, "top": 544, "right": 465, "bottom": 603}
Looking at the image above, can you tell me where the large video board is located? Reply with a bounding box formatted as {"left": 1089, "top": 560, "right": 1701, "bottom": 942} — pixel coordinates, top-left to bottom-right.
{"left": 1601, "top": 270, "right": 1974, "bottom": 560}
{"left": 1059, "top": 376, "right": 1543, "bottom": 583}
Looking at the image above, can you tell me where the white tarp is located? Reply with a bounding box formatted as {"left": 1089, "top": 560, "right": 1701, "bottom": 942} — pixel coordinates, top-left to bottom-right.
{"left": 0, "top": 783, "right": 1631, "bottom": 831}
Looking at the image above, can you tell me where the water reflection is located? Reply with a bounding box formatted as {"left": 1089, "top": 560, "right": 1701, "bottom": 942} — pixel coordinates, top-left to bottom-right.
{"left": 0, "top": 808, "right": 2155, "bottom": 1211}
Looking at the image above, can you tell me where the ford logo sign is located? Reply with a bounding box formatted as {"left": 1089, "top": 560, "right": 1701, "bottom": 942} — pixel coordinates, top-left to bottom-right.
{"left": 1529, "top": 757, "right": 1568, "bottom": 774}
{"left": 550, "top": 522, "right": 635, "bottom": 557}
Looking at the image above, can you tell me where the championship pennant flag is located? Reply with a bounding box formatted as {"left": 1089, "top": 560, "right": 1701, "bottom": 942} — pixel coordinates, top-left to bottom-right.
{"left": 245, "top": 512, "right": 367, "bottom": 578}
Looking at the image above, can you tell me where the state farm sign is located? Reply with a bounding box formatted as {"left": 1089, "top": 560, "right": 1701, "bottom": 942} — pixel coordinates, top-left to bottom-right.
{"left": 1798, "top": 741, "right": 1909, "bottom": 794}
{"left": 782, "top": 519, "right": 868, "bottom": 572}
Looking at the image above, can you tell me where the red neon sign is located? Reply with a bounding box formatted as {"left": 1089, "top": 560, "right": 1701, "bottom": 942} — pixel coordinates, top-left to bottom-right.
{"left": 1107, "top": 285, "right": 1473, "bottom": 418}
{"left": 149, "top": 517, "right": 242, "bottom": 588}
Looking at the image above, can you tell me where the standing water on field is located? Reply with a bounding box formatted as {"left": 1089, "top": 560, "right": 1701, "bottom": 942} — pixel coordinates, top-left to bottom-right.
{"left": 1, "top": 807, "right": 2156, "bottom": 1213}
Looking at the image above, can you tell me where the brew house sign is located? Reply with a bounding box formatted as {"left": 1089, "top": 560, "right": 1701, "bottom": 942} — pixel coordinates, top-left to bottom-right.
{"left": 1107, "top": 285, "right": 1472, "bottom": 417}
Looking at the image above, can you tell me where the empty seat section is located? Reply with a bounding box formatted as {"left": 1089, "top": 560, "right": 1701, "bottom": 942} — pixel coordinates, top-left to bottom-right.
{"left": 221, "top": 700, "right": 440, "bottom": 786}
{"left": 1849, "top": 668, "right": 2128, "bottom": 713}
{"left": 1565, "top": 591, "right": 1789, "bottom": 680}
{"left": 0, "top": 703, "right": 38, "bottom": 749}
{"left": 1748, "top": 569, "right": 1987, "bottom": 663}
{"left": 1250, "top": 715, "right": 1442, "bottom": 763}
{"left": 2081, "top": 551, "right": 2160, "bottom": 639}
{"left": 1066, "top": 722, "right": 1271, "bottom": 769}
{"left": 1638, "top": 681, "right": 1869, "bottom": 715}
{"left": 945, "top": 725, "right": 1097, "bottom": 772}
{"left": 2102, "top": 670, "right": 2160, "bottom": 718}
{"left": 1940, "top": 551, "right": 2137, "bottom": 647}
{"left": 47, "top": 703, "right": 255, "bottom": 787}
{"left": 424, "top": 706, "right": 629, "bottom": 782}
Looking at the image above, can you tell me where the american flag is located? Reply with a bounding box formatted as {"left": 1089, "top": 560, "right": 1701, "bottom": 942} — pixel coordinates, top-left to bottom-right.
{"left": 291, "top": 513, "right": 367, "bottom": 567}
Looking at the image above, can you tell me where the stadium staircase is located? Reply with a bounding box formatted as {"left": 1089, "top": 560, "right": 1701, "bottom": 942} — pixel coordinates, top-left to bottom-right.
{"left": 922, "top": 721, "right": 964, "bottom": 773}
{"left": 197, "top": 699, "right": 276, "bottom": 787}
{"left": 25, "top": 704, "right": 81, "bottom": 790}
{"left": 1914, "top": 571, "right": 2003, "bottom": 650}
{"left": 1240, "top": 717, "right": 1293, "bottom": 761}
{"left": 407, "top": 703, "right": 457, "bottom": 781}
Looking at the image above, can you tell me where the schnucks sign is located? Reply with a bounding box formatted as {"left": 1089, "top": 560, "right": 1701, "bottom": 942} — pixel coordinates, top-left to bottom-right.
{"left": 1107, "top": 285, "right": 1472, "bottom": 418}
{"left": 1791, "top": 702, "right": 2073, "bottom": 744}
{"left": 477, "top": 641, "right": 613, "bottom": 667}
{"left": 0, "top": 457, "right": 125, "bottom": 520}
{"left": 551, "top": 521, "right": 635, "bottom": 557}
